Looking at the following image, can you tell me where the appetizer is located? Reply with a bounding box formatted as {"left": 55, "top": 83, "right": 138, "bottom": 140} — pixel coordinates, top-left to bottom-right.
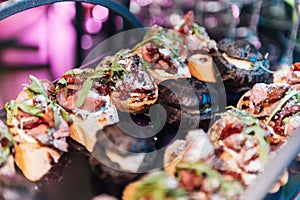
{"left": 285, "top": 62, "right": 300, "bottom": 91}
{"left": 237, "top": 83, "right": 300, "bottom": 148}
{"left": 132, "top": 26, "right": 191, "bottom": 84}
{"left": 122, "top": 171, "right": 188, "bottom": 200}
{"left": 212, "top": 38, "right": 272, "bottom": 93}
{"left": 5, "top": 76, "right": 72, "bottom": 181}
{"left": 55, "top": 68, "right": 119, "bottom": 152}
{"left": 97, "top": 49, "right": 158, "bottom": 114}
{"left": 173, "top": 10, "right": 218, "bottom": 84}
{"left": 207, "top": 109, "right": 271, "bottom": 186}
{"left": 174, "top": 10, "right": 217, "bottom": 53}
{"left": 175, "top": 161, "right": 243, "bottom": 200}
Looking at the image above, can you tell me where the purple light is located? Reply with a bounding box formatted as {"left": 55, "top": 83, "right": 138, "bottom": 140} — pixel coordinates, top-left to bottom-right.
{"left": 158, "top": 0, "right": 172, "bottom": 7}
{"left": 85, "top": 18, "right": 103, "bottom": 34}
{"left": 81, "top": 34, "right": 93, "bottom": 50}
{"left": 115, "top": 16, "right": 123, "bottom": 30}
{"left": 130, "top": 1, "right": 141, "bottom": 14}
{"left": 137, "top": 0, "right": 152, "bottom": 7}
{"left": 205, "top": 17, "right": 218, "bottom": 28}
{"left": 231, "top": 4, "right": 240, "bottom": 19}
{"left": 53, "top": 2, "right": 76, "bottom": 20}
{"left": 92, "top": 5, "right": 109, "bottom": 22}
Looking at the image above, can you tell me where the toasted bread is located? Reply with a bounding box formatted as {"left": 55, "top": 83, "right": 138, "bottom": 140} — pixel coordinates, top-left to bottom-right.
{"left": 187, "top": 53, "right": 216, "bottom": 83}
{"left": 110, "top": 88, "right": 158, "bottom": 114}
{"left": 14, "top": 142, "right": 61, "bottom": 181}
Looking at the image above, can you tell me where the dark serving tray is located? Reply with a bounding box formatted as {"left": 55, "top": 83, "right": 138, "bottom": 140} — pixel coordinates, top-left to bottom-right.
{"left": 0, "top": 1, "right": 299, "bottom": 200}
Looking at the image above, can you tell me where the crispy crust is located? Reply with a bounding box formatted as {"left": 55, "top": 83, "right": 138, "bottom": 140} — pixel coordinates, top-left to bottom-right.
{"left": 236, "top": 91, "right": 251, "bottom": 110}
{"left": 110, "top": 87, "right": 159, "bottom": 114}
{"left": 163, "top": 139, "right": 186, "bottom": 177}
{"left": 14, "top": 142, "right": 61, "bottom": 181}
{"left": 69, "top": 104, "right": 119, "bottom": 152}
{"left": 122, "top": 181, "right": 138, "bottom": 200}
{"left": 147, "top": 68, "right": 191, "bottom": 85}
{"left": 187, "top": 54, "right": 217, "bottom": 83}
{"left": 69, "top": 117, "right": 102, "bottom": 152}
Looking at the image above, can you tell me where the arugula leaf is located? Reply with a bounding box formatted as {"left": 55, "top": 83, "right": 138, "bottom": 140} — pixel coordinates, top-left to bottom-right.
{"left": 60, "top": 107, "right": 73, "bottom": 123}
{"left": 6, "top": 100, "right": 44, "bottom": 119}
{"left": 87, "top": 69, "right": 107, "bottom": 79}
{"left": 131, "top": 27, "right": 185, "bottom": 67}
{"left": 252, "top": 60, "right": 274, "bottom": 74}
{"left": 18, "top": 102, "right": 44, "bottom": 117}
{"left": 52, "top": 107, "right": 61, "bottom": 128}
{"left": 75, "top": 78, "right": 93, "bottom": 108}
{"left": 224, "top": 108, "right": 270, "bottom": 164}
{"left": 25, "top": 75, "right": 48, "bottom": 97}
{"left": 177, "top": 162, "right": 244, "bottom": 198}
{"left": 135, "top": 172, "right": 187, "bottom": 200}
{"left": 266, "top": 89, "right": 299, "bottom": 124}
{"left": 57, "top": 77, "right": 67, "bottom": 85}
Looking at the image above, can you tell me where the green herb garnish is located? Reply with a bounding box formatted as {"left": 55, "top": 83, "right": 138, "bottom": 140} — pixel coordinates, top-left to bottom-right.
{"left": 24, "top": 75, "right": 48, "bottom": 97}
{"left": 135, "top": 171, "right": 187, "bottom": 200}
{"left": 252, "top": 60, "right": 274, "bottom": 74}
{"left": 177, "top": 162, "right": 244, "bottom": 198}
{"left": 266, "top": 89, "right": 300, "bottom": 124}
{"left": 132, "top": 26, "right": 186, "bottom": 66}
{"left": 225, "top": 106, "right": 270, "bottom": 164}
{"left": 75, "top": 78, "right": 93, "bottom": 108}
{"left": 5, "top": 101, "right": 44, "bottom": 123}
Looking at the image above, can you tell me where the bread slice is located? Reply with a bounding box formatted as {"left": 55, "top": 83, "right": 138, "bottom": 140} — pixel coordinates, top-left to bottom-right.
{"left": 147, "top": 67, "right": 191, "bottom": 85}
{"left": 187, "top": 53, "right": 216, "bottom": 83}
{"left": 110, "top": 88, "right": 159, "bottom": 114}
{"left": 69, "top": 103, "right": 119, "bottom": 152}
{"left": 14, "top": 142, "right": 61, "bottom": 181}
{"left": 122, "top": 181, "right": 138, "bottom": 200}
{"left": 163, "top": 139, "right": 186, "bottom": 177}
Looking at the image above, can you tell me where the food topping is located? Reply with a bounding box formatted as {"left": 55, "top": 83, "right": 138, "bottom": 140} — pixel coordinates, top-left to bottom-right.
{"left": 5, "top": 76, "right": 71, "bottom": 152}
{"left": 176, "top": 162, "right": 243, "bottom": 199}
{"left": 133, "top": 172, "right": 187, "bottom": 200}
{"left": 174, "top": 10, "right": 217, "bottom": 52}
{"left": 132, "top": 26, "right": 188, "bottom": 74}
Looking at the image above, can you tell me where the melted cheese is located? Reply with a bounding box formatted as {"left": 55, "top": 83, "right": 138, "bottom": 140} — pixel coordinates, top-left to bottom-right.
{"left": 222, "top": 53, "right": 253, "bottom": 70}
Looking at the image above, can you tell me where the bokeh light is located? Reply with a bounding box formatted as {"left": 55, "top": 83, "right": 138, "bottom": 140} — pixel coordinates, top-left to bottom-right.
{"left": 92, "top": 5, "right": 109, "bottom": 22}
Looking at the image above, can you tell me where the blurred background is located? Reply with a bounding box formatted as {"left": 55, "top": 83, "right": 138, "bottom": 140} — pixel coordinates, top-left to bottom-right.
{"left": 0, "top": 0, "right": 299, "bottom": 107}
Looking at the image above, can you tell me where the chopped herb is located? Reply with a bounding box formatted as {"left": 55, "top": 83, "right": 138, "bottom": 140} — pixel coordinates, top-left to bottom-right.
{"left": 57, "top": 77, "right": 67, "bottom": 85}
{"left": 5, "top": 101, "right": 44, "bottom": 123}
{"left": 177, "top": 162, "right": 244, "bottom": 198}
{"left": 75, "top": 78, "right": 93, "bottom": 108}
{"left": 52, "top": 106, "right": 61, "bottom": 128}
{"left": 60, "top": 107, "right": 73, "bottom": 124}
{"left": 24, "top": 75, "right": 48, "bottom": 97}
{"left": 224, "top": 107, "right": 270, "bottom": 164}
{"left": 252, "top": 60, "right": 274, "bottom": 74}
{"left": 135, "top": 172, "right": 187, "bottom": 200}
{"left": 266, "top": 89, "right": 299, "bottom": 124}
{"left": 131, "top": 27, "right": 186, "bottom": 67}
